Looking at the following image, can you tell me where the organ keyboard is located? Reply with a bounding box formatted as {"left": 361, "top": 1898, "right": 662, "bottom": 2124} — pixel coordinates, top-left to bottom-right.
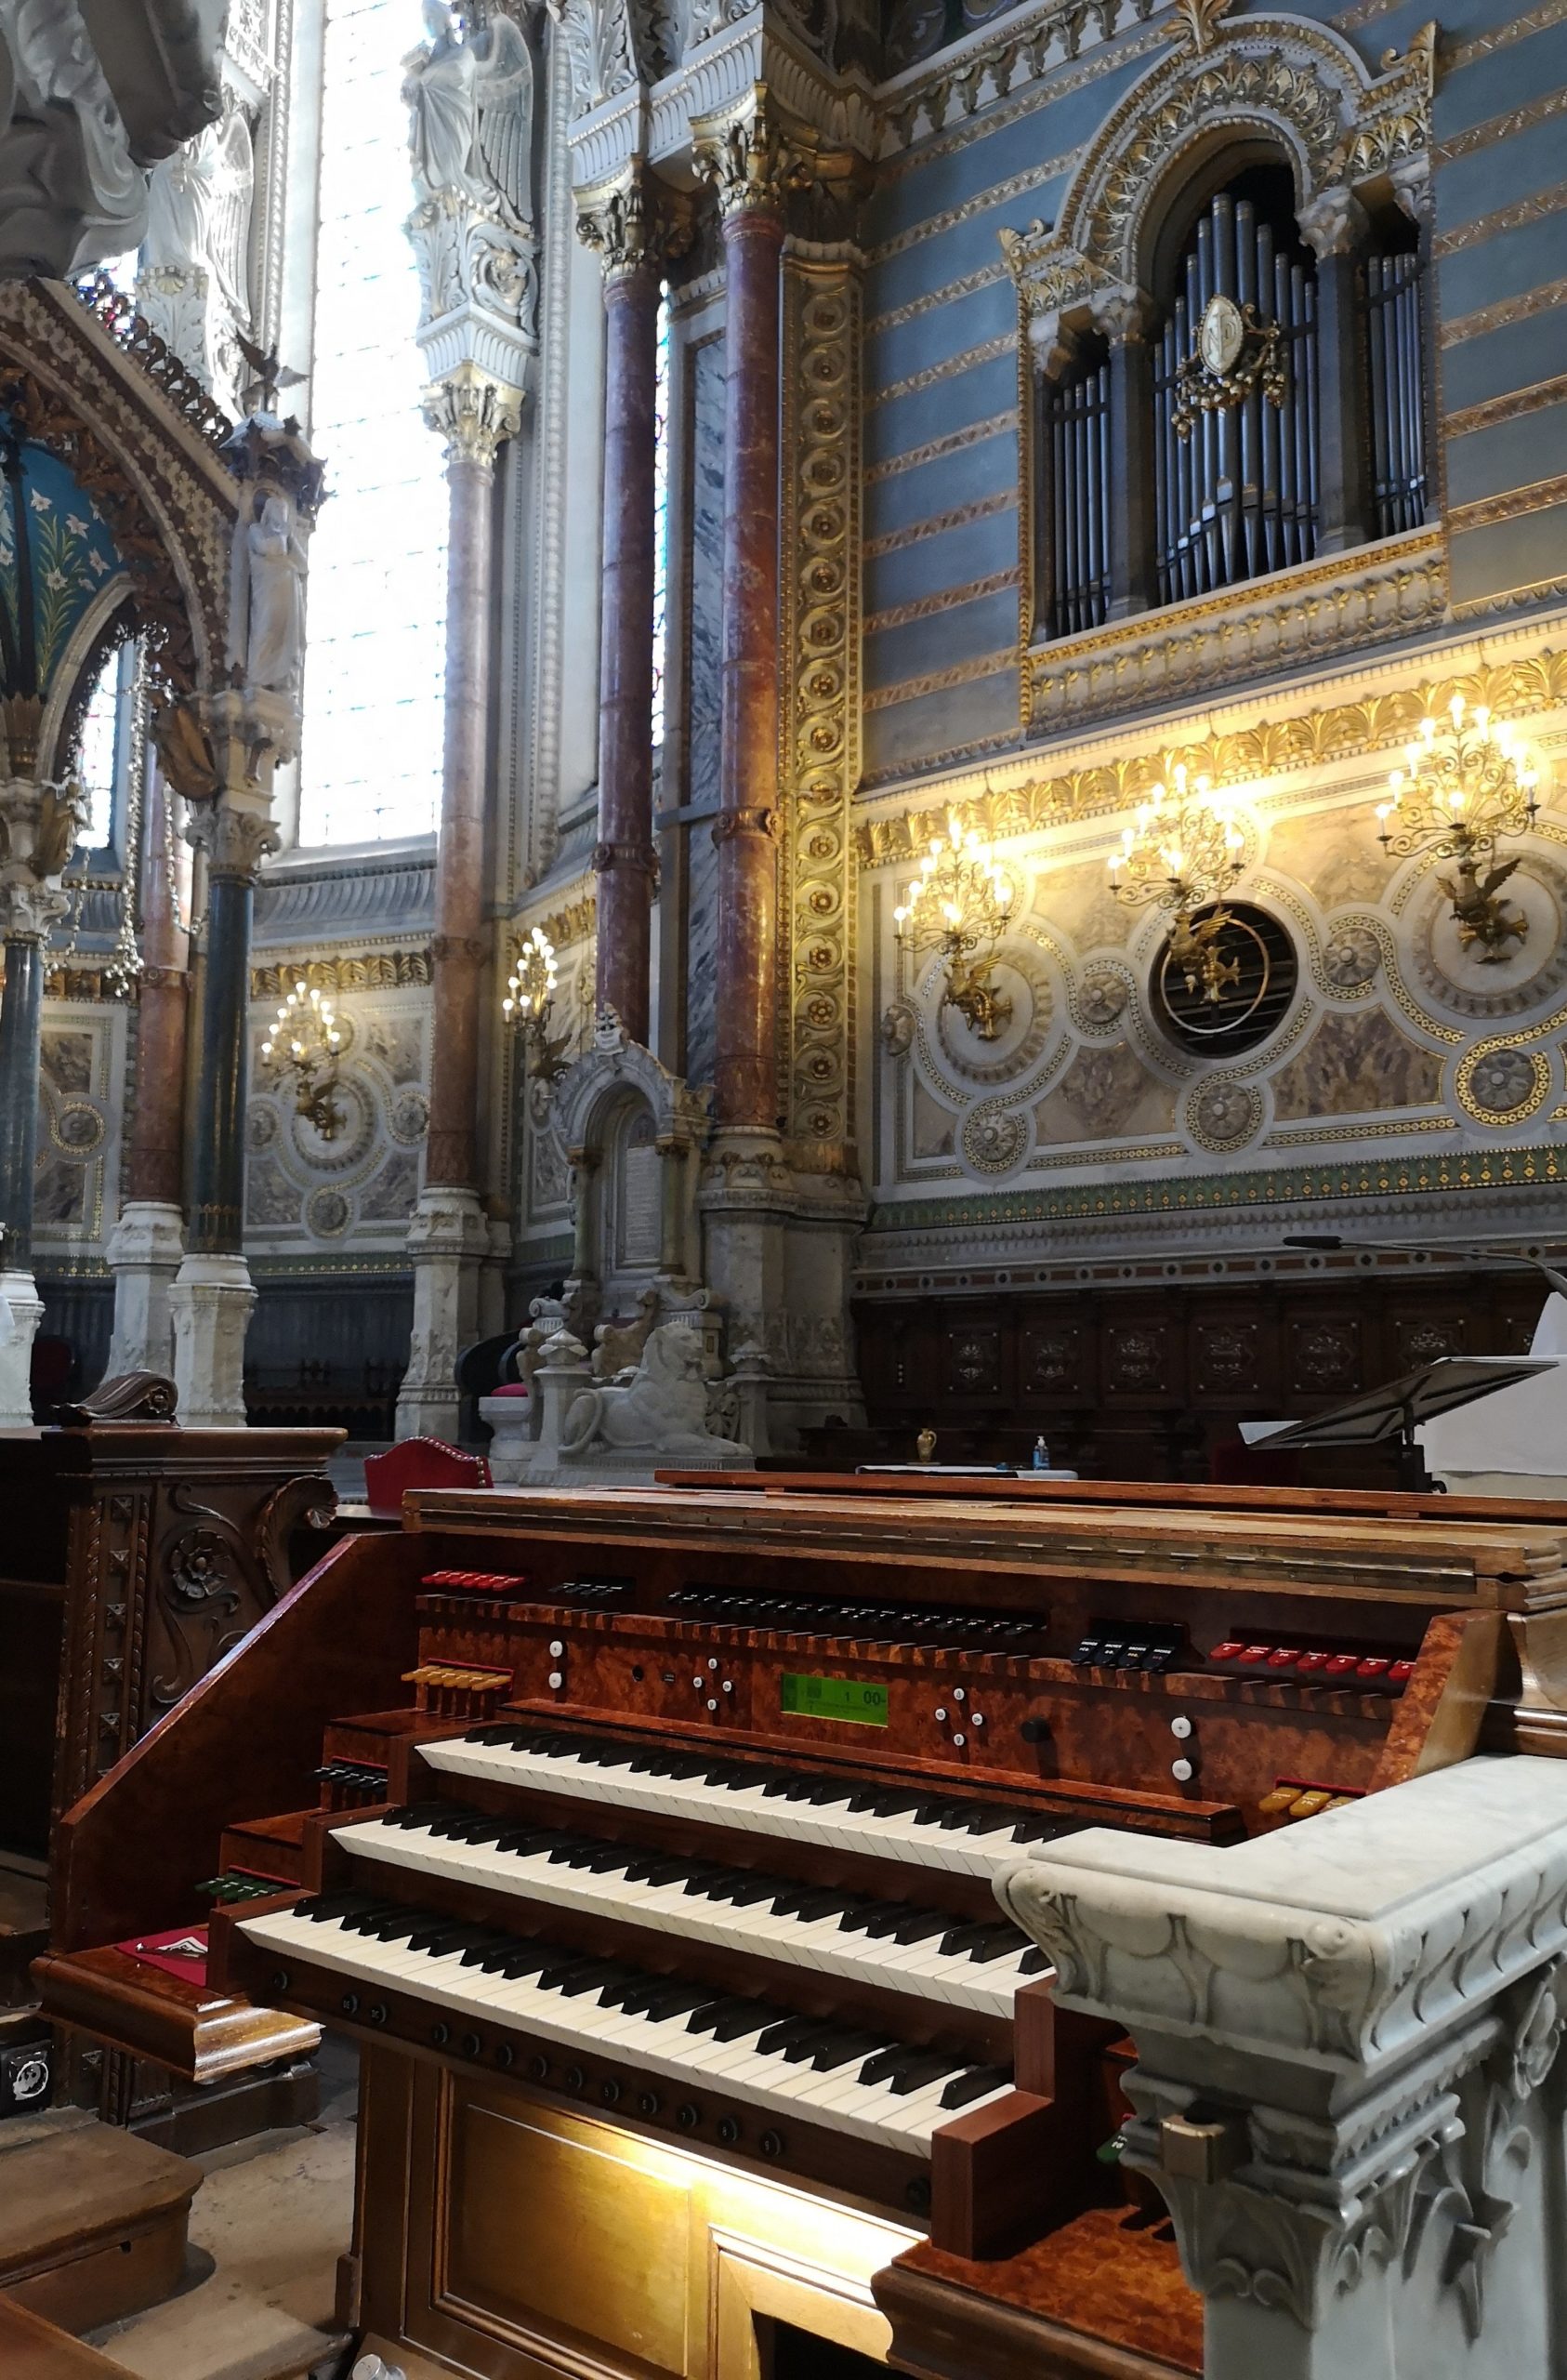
{"left": 40, "top": 1475, "right": 1567, "bottom": 2380}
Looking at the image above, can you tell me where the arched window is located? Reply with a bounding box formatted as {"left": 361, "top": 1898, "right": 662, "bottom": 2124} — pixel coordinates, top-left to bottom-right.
{"left": 296, "top": 0, "right": 449, "bottom": 847}
{"left": 1152, "top": 167, "right": 1318, "bottom": 602}
{"left": 1034, "top": 153, "right": 1430, "bottom": 640}
{"left": 72, "top": 643, "right": 128, "bottom": 850}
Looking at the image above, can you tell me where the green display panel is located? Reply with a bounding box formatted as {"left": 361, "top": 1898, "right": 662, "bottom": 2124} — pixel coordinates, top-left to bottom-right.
{"left": 780, "top": 1673, "right": 889, "bottom": 1726}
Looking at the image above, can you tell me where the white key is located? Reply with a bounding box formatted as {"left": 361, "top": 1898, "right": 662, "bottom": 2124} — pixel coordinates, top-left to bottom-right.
{"left": 333, "top": 1815, "right": 1021, "bottom": 2017}
{"left": 416, "top": 1738, "right": 1044, "bottom": 1880}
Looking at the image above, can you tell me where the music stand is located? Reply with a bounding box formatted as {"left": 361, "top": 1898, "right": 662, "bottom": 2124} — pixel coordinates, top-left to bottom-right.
{"left": 1243, "top": 1355, "right": 1558, "bottom": 1492}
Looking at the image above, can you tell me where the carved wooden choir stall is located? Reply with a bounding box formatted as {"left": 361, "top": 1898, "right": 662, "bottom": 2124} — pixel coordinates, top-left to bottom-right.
{"left": 0, "top": 1379, "right": 341, "bottom": 2139}
{"left": 33, "top": 1469, "right": 1567, "bottom": 2377}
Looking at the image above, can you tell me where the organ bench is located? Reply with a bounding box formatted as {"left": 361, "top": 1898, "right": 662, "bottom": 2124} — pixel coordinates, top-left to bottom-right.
{"left": 34, "top": 1475, "right": 1567, "bottom": 2380}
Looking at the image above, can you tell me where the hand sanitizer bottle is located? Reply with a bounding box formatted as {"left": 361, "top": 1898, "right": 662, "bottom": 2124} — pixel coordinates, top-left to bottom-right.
{"left": 1032, "top": 1435, "right": 1050, "bottom": 1471}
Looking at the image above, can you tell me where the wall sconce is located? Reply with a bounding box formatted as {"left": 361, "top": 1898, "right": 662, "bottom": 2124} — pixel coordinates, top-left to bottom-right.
{"left": 1109, "top": 762, "right": 1246, "bottom": 1003}
{"left": 261, "top": 978, "right": 345, "bottom": 1140}
{"left": 891, "top": 812, "right": 1015, "bottom": 1041}
{"left": 503, "top": 924, "right": 568, "bottom": 1086}
{"left": 1377, "top": 695, "right": 1542, "bottom": 961}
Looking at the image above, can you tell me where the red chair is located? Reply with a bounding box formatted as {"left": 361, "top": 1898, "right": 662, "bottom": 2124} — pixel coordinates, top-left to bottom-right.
{"left": 362, "top": 1436, "right": 492, "bottom": 1518}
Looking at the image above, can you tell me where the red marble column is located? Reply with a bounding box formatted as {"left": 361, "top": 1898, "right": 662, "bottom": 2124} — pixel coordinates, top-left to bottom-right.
{"left": 426, "top": 417, "right": 506, "bottom": 1189}
{"left": 714, "top": 188, "right": 786, "bottom": 1130}
{"left": 125, "top": 758, "right": 190, "bottom": 1208}
{"left": 593, "top": 255, "right": 662, "bottom": 1041}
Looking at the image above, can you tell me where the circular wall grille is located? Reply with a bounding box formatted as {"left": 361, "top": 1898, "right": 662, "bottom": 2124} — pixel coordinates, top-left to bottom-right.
{"left": 1150, "top": 900, "right": 1297, "bottom": 1057}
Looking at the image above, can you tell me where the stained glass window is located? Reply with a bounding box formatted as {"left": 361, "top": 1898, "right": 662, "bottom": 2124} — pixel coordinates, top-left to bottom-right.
{"left": 296, "top": 0, "right": 447, "bottom": 845}
{"left": 74, "top": 646, "right": 123, "bottom": 849}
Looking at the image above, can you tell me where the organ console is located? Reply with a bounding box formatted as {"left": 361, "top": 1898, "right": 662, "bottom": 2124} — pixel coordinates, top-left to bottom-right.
{"left": 36, "top": 1474, "right": 1567, "bottom": 2380}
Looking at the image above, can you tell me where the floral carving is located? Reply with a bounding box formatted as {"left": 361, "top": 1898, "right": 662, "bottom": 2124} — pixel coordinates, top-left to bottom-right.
{"left": 1323, "top": 925, "right": 1381, "bottom": 989}
{"left": 960, "top": 1101, "right": 1029, "bottom": 1175}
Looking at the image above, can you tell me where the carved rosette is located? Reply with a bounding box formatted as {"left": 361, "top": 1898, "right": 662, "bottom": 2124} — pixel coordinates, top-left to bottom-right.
{"left": 781, "top": 258, "right": 860, "bottom": 1153}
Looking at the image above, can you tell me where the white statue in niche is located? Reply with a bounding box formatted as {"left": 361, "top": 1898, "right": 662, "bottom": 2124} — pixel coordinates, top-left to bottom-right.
{"left": 403, "top": 0, "right": 534, "bottom": 227}
{"left": 141, "top": 103, "right": 255, "bottom": 407}
{"left": 240, "top": 493, "right": 307, "bottom": 694}
{"left": 558, "top": 1324, "right": 748, "bottom": 1461}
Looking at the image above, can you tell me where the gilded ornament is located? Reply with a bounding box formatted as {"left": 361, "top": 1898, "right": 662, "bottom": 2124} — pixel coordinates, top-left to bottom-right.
{"left": 1455, "top": 1042, "right": 1551, "bottom": 1124}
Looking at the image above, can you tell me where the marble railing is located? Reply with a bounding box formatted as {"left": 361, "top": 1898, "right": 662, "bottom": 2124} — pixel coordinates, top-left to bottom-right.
{"left": 1001, "top": 1755, "right": 1567, "bottom": 2380}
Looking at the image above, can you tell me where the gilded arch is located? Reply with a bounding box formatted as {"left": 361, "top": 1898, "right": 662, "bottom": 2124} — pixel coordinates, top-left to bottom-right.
{"left": 1000, "top": 0, "right": 1436, "bottom": 366}
{"left": 0, "top": 275, "right": 238, "bottom": 778}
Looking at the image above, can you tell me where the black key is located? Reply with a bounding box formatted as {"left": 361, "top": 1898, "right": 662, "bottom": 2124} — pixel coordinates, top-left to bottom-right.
{"left": 302, "top": 1891, "right": 384, "bottom": 1924}
{"left": 809, "top": 2030, "right": 887, "bottom": 2072}
{"left": 960, "top": 1806, "right": 1023, "bottom": 1836}
{"left": 643, "top": 1856, "right": 697, "bottom": 1887}
{"left": 936, "top": 1804, "right": 980, "bottom": 1832}
{"left": 756, "top": 2014, "right": 832, "bottom": 2056}
{"left": 890, "top": 1909, "right": 950, "bottom": 1947}
{"left": 558, "top": 1961, "right": 618, "bottom": 1998}
{"left": 1020, "top": 1947, "right": 1048, "bottom": 1976}
{"left": 778, "top": 2023, "right": 841, "bottom": 2064}
{"left": 711, "top": 2001, "right": 778, "bottom": 2043}
{"left": 360, "top": 1910, "right": 429, "bottom": 1942}
{"left": 641, "top": 1980, "right": 717, "bottom": 2022}
{"left": 724, "top": 1874, "right": 782, "bottom": 1909}
{"left": 884, "top": 2051, "right": 967, "bottom": 2096}
{"left": 939, "top": 1923, "right": 994, "bottom": 1958}
{"left": 940, "top": 2064, "right": 1012, "bottom": 2110}
{"left": 965, "top": 1926, "right": 1026, "bottom": 1964}
{"left": 478, "top": 1941, "right": 552, "bottom": 1977}
{"left": 1010, "top": 1818, "right": 1059, "bottom": 1844}
{"left": 679, "top": 1864, "right": 737, "bottom": 1897}
{"left": 860, "top": 1904, "right": 919, "bottom": 1939}
{"left": 832, "top": 1898, "right": 883, "bottom": 1935}
{"left": 383, "top": 1802, "right": 451, "bottom": 1831}
{"left": 856, "top": 2045, "right": 906, "bottom": 2087}
{"left": 535, "top": 1955, "right": 607, "bottom": 1991}
{"left": 459, "top": 1931, "right": 527, "bottom": 1966}
{"left": 911, "top": 1800, "right": 952, "bottom": 1828}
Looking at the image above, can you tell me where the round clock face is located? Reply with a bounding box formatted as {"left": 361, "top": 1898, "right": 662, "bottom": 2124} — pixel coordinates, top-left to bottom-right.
{"left": 1200, "top": 292, "right": 1244, "bottom": 375}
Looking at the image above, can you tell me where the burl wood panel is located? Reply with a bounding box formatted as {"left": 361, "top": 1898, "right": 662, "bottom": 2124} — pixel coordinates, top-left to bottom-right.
{"left": 880, "top": 2212, "right": 1203, "bottom": 2379}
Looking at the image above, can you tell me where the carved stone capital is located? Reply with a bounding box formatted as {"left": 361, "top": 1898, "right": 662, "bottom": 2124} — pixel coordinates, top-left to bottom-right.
{"left": 421, "top": 359, "right": 525, "bottom": 466}
{"left": 430, "top": 931, "right": 492, "bottom": 967}
{"left": 692, "top": 86, "right": 816, "bottom": 221}
{"left": 0, "top": 773, "right": 90, "bottom": 907}
{"left": 576, "top": 157, "right": 689, "bottom": 284}
{"left": 1088, "top": 282, "right": 1158, "bottom": 345}
{"left": 1297, "top": 184, "right": 1369, "bottom": 259}
{"left": 182, "top": 794, "right": 280, "bottom": 883}
{"left": 712, "top": 805, "right": 778, "bottom": 844}
{"left": 1000, "top": 1758, "right": 1567, "bottom": 2352}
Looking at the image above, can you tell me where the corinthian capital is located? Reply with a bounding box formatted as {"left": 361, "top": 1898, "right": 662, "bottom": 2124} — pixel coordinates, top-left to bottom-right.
{"left": 692, "top": 86, "right": 816, "bottom": 220}
{"left": 422, "top": 360, "right": 524, "bottom": 467}
{"left": 576, "top": 157, "right": 689, "bottom": 284}
{"left": 182, "top": 791, "right": 281, "bottom": 884}
{"left": 0, "top": 774, "right": 90, "bottom": 920}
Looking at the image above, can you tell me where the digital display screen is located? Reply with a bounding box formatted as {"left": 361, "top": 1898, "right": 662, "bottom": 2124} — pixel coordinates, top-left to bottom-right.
{"left": 781, "top": 1673, "right": 889, "bottom": 1727}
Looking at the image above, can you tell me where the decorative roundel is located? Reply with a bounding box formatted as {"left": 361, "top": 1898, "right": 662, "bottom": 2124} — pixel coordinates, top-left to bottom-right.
{"left": 1074, "top": 963, "right": 1132, "bottom": 1031}
{"left": 1322, "top": 925, "right": 1380, "bottom": 991}
{"left": 307, "top": 1187, "right": 352, "bottom": 1237}
{"left": 1185, "top": 1077, "right": 1264, "bottom": 1153}
{"left": 932, "top": 945, "right": 1051, "bottom": 1089}
{"left": 289, "top": 1074, "right": 374, "bottom": 1170}
{"left": 1455, "top": 1042, "right": 1550, "bottom": 1124}
{"left": 51, "top": 1101, "right": 104, "bottom": 1156}
{"left": 1151, "top": 901, "right": 1297, "bottom": 1058}
{"left": 1412, "top": 856, "right": 1567, "bottom": 1020}
{"left": 389, "top": 1087, "right": 430, "bottom": 1144}
{"left": 960, "top": 1101, "right": 1031, "bottom": 1178}
{"left": 246, "top": 1103, "right": 278, "bottom": 1150}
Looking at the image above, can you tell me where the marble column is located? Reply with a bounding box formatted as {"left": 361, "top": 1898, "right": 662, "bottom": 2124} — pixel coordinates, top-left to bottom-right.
{"left": 107, "top": 759, "right": 190, "bottom": 1381}
{"left": 170, "top": 785, "right": 278, "bottom": 1427}
{"left": 698, "top": 103, "right": 799, "bottom": 1133}
{"left": 397, "top": 369, "right": 520, "bottom": 1443}
{"left": 579, "top": 164, "right": 669, "bottom": 1044}
{"left": 0, "top": 775, "right": 87, "bottom": 1425}
{"left": 1300, "top": 188, "right": 1372, "bottom": 556}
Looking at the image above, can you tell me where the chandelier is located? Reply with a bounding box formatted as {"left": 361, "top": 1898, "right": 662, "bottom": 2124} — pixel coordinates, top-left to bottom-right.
{"left": 1377, "top": 695, "right": 1542, "bottom": 961}
{"left": 892, "top": 812, "right": 1015, "bottom": 1041}
{"left": 260, "top": 979, "right": 345, "bottom": 1140}
{"left": 1109, "top": 762, "right": 1247, "bottom": 1003}
{"left": 502, "top": 924, "right": 566, "bottom": 1084}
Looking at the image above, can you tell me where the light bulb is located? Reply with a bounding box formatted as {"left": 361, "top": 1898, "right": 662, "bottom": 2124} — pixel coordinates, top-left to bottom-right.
{"left": 1473, "top": 705, "right": 1490, "bottom": 734}
{"left": 1450, "top": 694, "right": 1465, "bottom": 725}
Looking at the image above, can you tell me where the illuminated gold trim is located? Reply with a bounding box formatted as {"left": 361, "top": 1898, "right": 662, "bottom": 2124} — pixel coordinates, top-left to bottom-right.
{"left": 864, "top": 412, "right": 1014, "bottom": 486}
{"left": 868, "top": 150, "right": 1082, "bottom": 265}
{"left": 865, "top": 261, "right": 1007, "bottom": 338}
{"left": 1444, "top": 373, "right": 1567, "bottom": 440}
{"left": 1431, "top": 85, "right": 1567, "bottom": 165}
{"left": 863, "top": 646, "right": 1017, "bottom": 713}
{"left": 1449, "top": 474, "right": 1567, "bottom": 535}
{"left": 865, "top": 567, "right": 1019, "bottom": 635}
{"left": 865, "top": 489, "right": 1014, "bottom": 561}
{"left": 1442, "top": 274, "right": 1567, "bottom": 351}
{"left": 1433, "top": 178, "right": 1567, "bottom": 259}
{"left": 250, "top": 949, "right": 432, "bottom": 998}
{"left": 865, "top": 333, "right": 1015, "bottom": 412}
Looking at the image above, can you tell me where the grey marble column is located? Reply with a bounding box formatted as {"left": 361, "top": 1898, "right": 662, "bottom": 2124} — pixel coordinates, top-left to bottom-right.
{"left": 0, "top": 928, "right": 44, "bottom": 1273}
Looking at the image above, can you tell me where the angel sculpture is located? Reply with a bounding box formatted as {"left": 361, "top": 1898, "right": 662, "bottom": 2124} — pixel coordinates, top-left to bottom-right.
{"left": 1438, "top": 853, "right": 1530, "bottom": 963}
{"left": 404, "top": 1, "right": 534, "bottom": 230}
